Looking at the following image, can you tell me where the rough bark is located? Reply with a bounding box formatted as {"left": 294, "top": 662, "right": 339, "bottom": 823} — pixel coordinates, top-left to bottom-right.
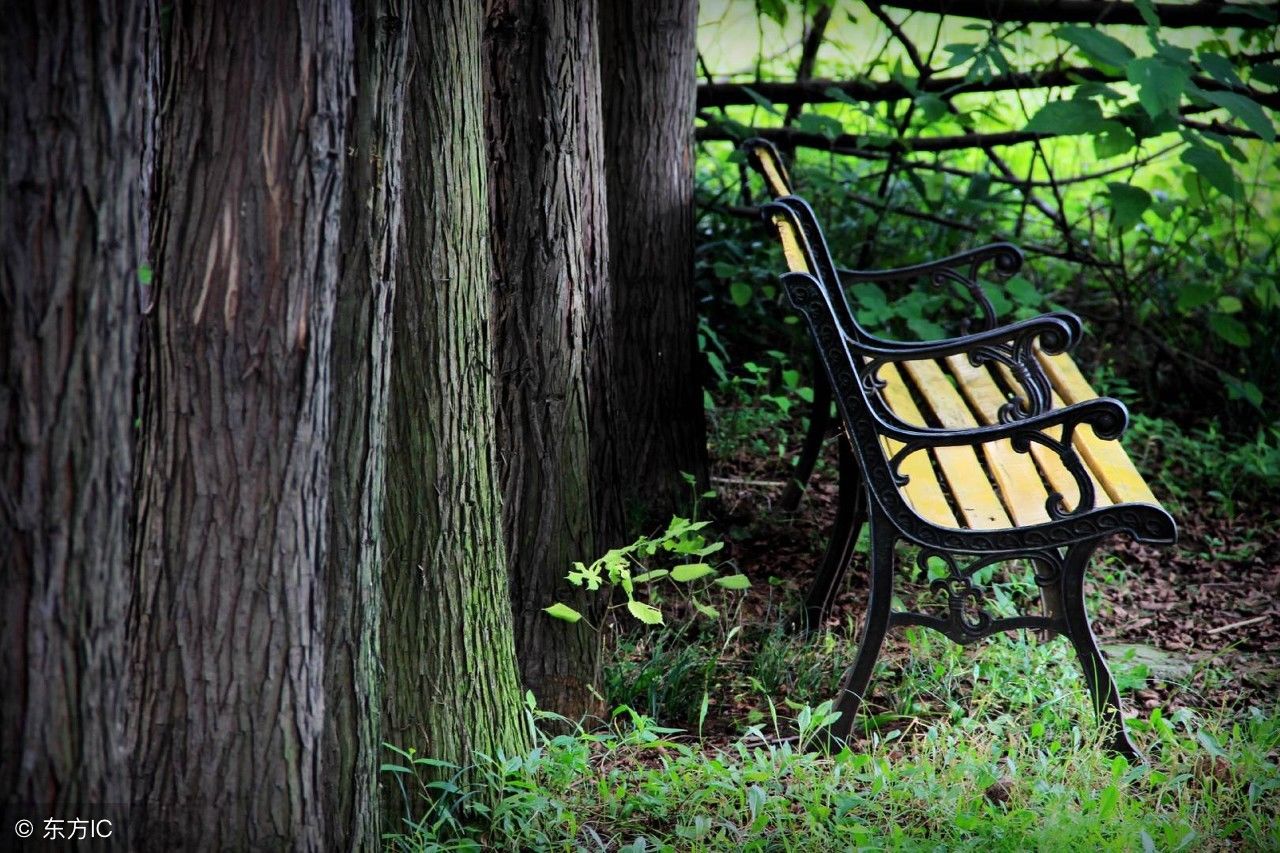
{"left": 129, "top": 3, "right": 350, "bottom": 848}
{"left": 0, "top": 0, "right": 154, "bottom": 814}
{"left": 324, "top": 2, "right": 408, "bottom": 849}
{"left": 382, "top": 0, "right": 528, "bottom": 807}
{"left": 484, "top": 0, "right": 618, "bottom": 722}
{"left": 600, "top": 0, "right": 707, "bottom": 523}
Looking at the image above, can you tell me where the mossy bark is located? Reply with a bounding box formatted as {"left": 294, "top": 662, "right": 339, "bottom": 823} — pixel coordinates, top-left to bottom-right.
{"left": 382, "top": 0, "right": 529, "bottom": 807}
{"left": 324, "top": 1, "right": 409, "bottom": 849}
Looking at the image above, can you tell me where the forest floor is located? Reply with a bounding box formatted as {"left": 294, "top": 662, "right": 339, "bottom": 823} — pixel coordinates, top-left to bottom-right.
{"left": 708, "top": 431, "right": 1280, "bottom": 730}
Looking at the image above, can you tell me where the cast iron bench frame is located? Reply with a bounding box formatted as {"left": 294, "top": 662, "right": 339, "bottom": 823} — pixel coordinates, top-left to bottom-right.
{"left": 740, "top": 139, "right": 1177, "bottom": 758}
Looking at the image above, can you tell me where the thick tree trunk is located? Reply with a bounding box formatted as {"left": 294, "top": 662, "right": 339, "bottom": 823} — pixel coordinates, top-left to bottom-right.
{"left": 483, "top": 0, "right": 618, "bottom": 721}
{"left": 324, "top": 2, "right": 408, "bottom": 849}
{"left": 599, "top": 0, "right": 707, "bottom": 522}
{"left": 0, "top": 0, "right": 154, "bottom": 814}
{"left": 382, "top": 0, "right": 528, "bottom": 809}
{"left": 129, "top": 3, "right": 350, "bottom": 848}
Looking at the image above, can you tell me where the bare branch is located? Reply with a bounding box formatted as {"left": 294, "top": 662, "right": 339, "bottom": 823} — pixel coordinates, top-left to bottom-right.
{"left": 877, "top": 0, "right": 1279, "bottom": 29}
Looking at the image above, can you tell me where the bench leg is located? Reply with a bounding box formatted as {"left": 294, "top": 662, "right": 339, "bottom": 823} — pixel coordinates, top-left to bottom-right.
{"left": 1060, "top": 540, "right": 1144, "bottom": 763}
{"left": 827, "top": 505, "right": 894, "bottom": 743}
{"left": 778, "top": 360, "right": 832, "bottom": 513}
{"left": 789, "top": 436, "right": 864, "bottom": 633}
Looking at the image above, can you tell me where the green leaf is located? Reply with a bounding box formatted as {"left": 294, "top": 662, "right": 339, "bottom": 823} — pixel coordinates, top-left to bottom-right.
{"left": 631, "top": 569, "right": 669, "bottom": 583}
{"left": 730, "top": 282, "right": 753, "bottom": 307}
{"left": 626, "top": 600, "right": 664, "bottom": 625}
{"left": 757, "top": 0, "right": 787, "bottom": 27}
{"left": 1093, "top": 121, "right": 1137, "bottom": 158}
{"left": 1134, "top": 0, "right": 1161, "bottom": 27}
{"left": 1127, "top": 57, "right": 1188, "bottom": 118}
{"left": 1181, "top": 144, "right": 1239, "bottom": 198}
{"left": 692, "top": 599, "right": 720, "bottom": 619}
{"left": 1175, "top": 282, "right": 1217, "bottom": 312}
{"left": 1208, "top": 313, "right": 1251, "bottom": 346}
{"left": 1055, "top": 26, "right": 1135, "bottom": 68}
{"left": 740, "top": 86, "right": 782, "bottom": 117}
{"left": 671, "top": 563, "right": 716, "bottom": 582}
{"left": 1107, "top": 182, "right": 1152, "bottom": 229}
{"left": 714, "top": 573, "right": 752, "bottom": 590}
{"left": 1195, "top": 89, "right": 1275, "bottom": 142}
{"left": 1198, "top": 52, "right": 1243, "bottom": 89}
{"left": 137, "top": 264, "right": 154, "bottom": 286}
{"left": 795, "top": 113, "right": 844, "bottom": 140}
{"left": 1023, "top": 99, "right": 1108, "bottom": 135}
{"left": 1217, "top": 295, "right": 1243, "bottom": 313}
{"left": 1252, "top": 63, "right": 1280, "bottom": 87}
{"left": 543, "top": 603, "right": 583, "bottom": 623}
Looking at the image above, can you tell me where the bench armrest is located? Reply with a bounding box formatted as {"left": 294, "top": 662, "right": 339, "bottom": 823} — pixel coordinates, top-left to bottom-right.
{"left": 852, "top": 312, "right": 1082, "bottom": 421}
{"left": 877, "top": 396, "right": 1128, "bottom": 519}
{"left": 834, "top": 242, "right": 1024, "bottom": 333}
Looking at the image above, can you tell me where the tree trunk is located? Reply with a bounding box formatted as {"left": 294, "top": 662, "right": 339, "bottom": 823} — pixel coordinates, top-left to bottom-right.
{"left": 382, "top": 0, "right": 528, "bottom": 810}
{"left": 483, "top": 0, "right": 619, "bottom": 721}
{"left": 0, "top": 0, "right": 154, "bottom": 814}
{"left": 599, "top": 0, "right": 707, "bottom": 523}
{"left": 129, "top": 3, "right": 350, "bottom": 848}
{"left": 324, "top": 2, "right": 408, "bottom": 849}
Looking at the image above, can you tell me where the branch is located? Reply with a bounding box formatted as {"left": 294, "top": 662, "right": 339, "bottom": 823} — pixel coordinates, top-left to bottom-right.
{"left": 877, "top": 0, "right": 1279, "bottom": 29}
{"left": 784, "top": 4, "right": 833, "bottom": 126}
{"left": 698, "top": 66, "right": 1280, "bottom": 111}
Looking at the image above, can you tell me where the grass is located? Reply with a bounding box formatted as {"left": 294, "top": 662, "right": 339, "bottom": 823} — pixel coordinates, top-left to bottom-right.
{"left": 383, "top": 620, "right": 1280, "bottom": 851}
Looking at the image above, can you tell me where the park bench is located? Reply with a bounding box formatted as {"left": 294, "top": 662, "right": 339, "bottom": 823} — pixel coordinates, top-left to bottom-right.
{"left": 740, "top": 139, "right": 1177, "bottom": 758}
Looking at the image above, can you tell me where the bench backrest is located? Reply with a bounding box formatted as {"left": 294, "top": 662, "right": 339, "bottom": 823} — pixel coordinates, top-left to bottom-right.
{"left": 742, "top": 137, "right": 794, "bottom": 198}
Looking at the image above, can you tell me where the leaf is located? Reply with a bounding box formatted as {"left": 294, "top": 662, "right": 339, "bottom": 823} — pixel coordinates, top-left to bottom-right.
{"left": 1181, "top": 144, "right": 1239, "bottom": 198}
{"left": 1055, "top": 26, "right": 1135, "bottom": 68}
{"left": 626, "top": 600, "right": 664, "bottom": 625}
{"left": 631, "top": 569, "right": 669, "bottom": 583}
{"left": 1198, "top": 52, "right": 1243, "bottom": 89}
{"left": 692, "top": 599, "right": 720, "bottom": 619}
{"left": 1107, "top": 182, "right": 1152, "bottom": 229}
{"left": 1253, "top": 63, "right": 1280, "bottom": 87}
{"left": 1134, "top": 0, "right": 1161, "bottom": 27}
{"left": 543, "top": 603, "right": 583, "bottom": 623}
{"left": 1175, "top": 282, "right": 1217, "bottom": 312}
{"left": 730, "top": 282, "right": 753, "bottom": 307}
{"left": 137, "top": 264, "right": 154, "bottom": 285}
{"left": 1217, "top": 295, "right": 1243, "bottom": 313}
{"left": 1127, "top": 57, "right": 1188, "bottom": 118}
{"left": 795, "top": 113, "right": 844, "bottom": 140}
{"left": 1208, "top": 313, "right": 1251, "bottom": 346}
{"left": 714, "top": 573, "right": 751, "bottom": 590}
{"left": 1023, "top": 99, "right": 1108, "bottom": 135}
{"left": 740, "top": 86, "right": 782, "bottom": 117}
{"left": 671, "top": 563, "right": 716, "bottom": 582}
{"left": 1093, "top": 121, "right": 1137, "bottom": 158}
{"left": 1195, "top": 89, "right": 1275, "bottom": 142}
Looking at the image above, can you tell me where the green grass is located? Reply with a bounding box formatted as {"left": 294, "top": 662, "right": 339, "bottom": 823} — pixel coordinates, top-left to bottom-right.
{"left": 383, "top": 624, "right": 1280, "bottom": 851}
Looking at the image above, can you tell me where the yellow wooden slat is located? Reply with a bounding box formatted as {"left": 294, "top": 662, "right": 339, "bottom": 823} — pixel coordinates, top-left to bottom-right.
{"left": 753, "top": 145, "right": 792, "bottom": 197}
{"left": 874, "top": 364, "right": 959, "bottom": 528}
{"left": 1036, "top": 349, "right": 1160, "bottom": 505}
{"left": 988, "top": 361, "right": 1112, "bottom": 511}
{"left": 769, "top": 214, "right": 810, "bottom": 274}
{"left": 942, "top": 355, "right": 1054, "bottom": 526}
{"left": 899, "top": 359, "right": 1012, "bottom": 530}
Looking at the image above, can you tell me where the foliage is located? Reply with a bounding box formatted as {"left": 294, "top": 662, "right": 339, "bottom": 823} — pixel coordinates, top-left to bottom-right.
{"left": 383, "top": 627, "right": 1280, "bottom": 851}
{"left": 695, "top": 0, "right": 1280, "bottom": 430}
{"left": 545, "top": 516, "right": 749, "bottom": 628}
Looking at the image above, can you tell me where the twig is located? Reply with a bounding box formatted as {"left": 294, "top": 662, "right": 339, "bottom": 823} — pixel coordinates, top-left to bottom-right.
{"left": 1205, "top": 614, "right": 1272, "bottom": 636}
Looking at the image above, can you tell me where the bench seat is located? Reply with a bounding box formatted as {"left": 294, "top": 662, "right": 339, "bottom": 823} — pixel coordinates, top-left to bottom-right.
{"left": 877, "top": 346, "right": 1161, "bottom": 531}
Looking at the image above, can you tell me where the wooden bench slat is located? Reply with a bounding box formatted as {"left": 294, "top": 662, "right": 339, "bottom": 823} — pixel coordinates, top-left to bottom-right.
{"left": 875, "top": 364, "right": 960, "bottom": 528}
{"left": 989, "top": 362, "right": 1114, "bottom": 511}
{"left": 899, "top": 359, "right": 1013, "bottom": 530}
{"left": 770, "top": 214, "right": 811, "bottom": 275}
{"left": 1037, "top": 349, "right": 1161, "bottom": 506}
